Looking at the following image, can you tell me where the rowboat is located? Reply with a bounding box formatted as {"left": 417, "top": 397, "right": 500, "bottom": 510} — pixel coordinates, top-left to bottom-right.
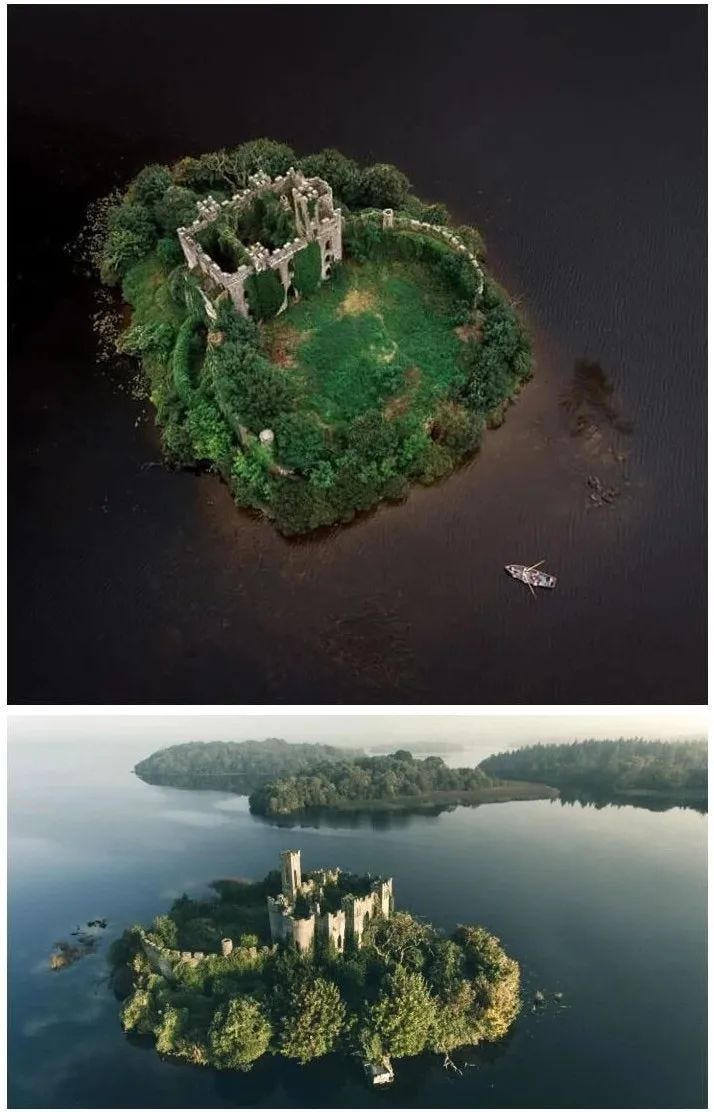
{"left": 505, "top": 561, "right": 557, "bottom": 595}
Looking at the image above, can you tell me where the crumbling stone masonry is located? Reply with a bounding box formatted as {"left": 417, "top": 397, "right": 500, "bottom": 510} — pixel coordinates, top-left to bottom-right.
{"left": 176, "top": 168, "right": 343, "bottom": 320}
{"left": 266, "top": 849, "right": 394, "bottom": 954}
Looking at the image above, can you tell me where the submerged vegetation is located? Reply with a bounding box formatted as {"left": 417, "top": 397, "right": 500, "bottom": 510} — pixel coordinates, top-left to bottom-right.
{"left": 87, "top": 138, "right": 532, "bottom": 534}
{"left": 111, "top": 869, "right": 520, "bottom": 1076}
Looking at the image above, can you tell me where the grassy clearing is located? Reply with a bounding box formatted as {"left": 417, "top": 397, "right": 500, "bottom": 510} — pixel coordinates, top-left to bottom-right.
{"left": 261, "top": 257, "right": 465, "bottom": 427}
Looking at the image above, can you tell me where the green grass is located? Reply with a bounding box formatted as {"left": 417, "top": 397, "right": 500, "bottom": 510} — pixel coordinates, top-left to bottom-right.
{"left": 261, "top": 257, "right": 465, "bottom": 426}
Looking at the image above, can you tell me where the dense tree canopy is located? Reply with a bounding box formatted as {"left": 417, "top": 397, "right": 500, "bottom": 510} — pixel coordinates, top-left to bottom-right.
{"left": 480, "top": 738, "right": 707, "bottom": 801}
{"left": 248, "top": 752, "right": 493, "bottom": 816}
{"left": 134, "top": 738, "right": 364, "bottom": 794}
{"left": 112, "top": 867, "right": 521, "bottom": 1078}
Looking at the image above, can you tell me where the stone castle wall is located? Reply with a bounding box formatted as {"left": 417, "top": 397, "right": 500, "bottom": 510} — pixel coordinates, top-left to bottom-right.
{"left": 177, "top": 168, "right": 342, "bottom": 320}
{"left": 355, "top": 208, "right": 485, "bottom": 304}
{"left": 266, "top": 850, "right": 394, "bottom": 954}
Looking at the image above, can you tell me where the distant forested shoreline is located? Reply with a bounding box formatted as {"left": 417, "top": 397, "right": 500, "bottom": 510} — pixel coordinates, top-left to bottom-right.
{"left": 133, "top": 737, "right": 706, "bottom": 818}
{"left": 480, "top": 738, "right": 707, "bottom": 809}
{"left": 134, "top": 739, "right": 364, "bottom": 795}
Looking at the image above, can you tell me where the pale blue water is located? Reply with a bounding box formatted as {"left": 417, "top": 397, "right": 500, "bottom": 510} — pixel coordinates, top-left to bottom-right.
{"left": 8, "top": 740, "right": 707, "bottom": 1107}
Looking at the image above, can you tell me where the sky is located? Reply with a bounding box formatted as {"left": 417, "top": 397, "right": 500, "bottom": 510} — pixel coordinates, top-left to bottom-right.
{"left": 9, "top": 710, "right": 707, "bottom": 753}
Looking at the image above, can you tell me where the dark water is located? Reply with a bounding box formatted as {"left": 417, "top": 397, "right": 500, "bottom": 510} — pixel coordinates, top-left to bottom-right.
{"left": 8, "top": 739, "right": 707, "bottom": 1108}
{"left": 8, "top": 7, "right": 706, "bottom": 702}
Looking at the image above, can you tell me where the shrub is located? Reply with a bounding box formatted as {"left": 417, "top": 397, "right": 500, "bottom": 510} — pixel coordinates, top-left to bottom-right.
{"left": 127, "top": 164, "right": 172, "bottom": 207}
{"left": 153, "top": 185, "right": 199, "bottom": 232}
{"left": 358, "top": 162, "right": 411, "bottom": 209}
{"left": 101, "top": 202, "right": 158, "bottom": 281}
{"left": 292, "top": 241, "right": 321, "bottom": 297}
{"left": 245, "top": 269, "right": 285, "bottom": 321}
{"left": 157, "top": 236, "right": 184, "bottom": 270}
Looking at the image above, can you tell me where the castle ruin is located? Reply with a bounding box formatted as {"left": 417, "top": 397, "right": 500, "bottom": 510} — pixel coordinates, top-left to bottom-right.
{"left": 176, "top": 168, "right": 343, "bottom": 320}
{"left": 267, "top": 849, "right": 393, "bottom": 954}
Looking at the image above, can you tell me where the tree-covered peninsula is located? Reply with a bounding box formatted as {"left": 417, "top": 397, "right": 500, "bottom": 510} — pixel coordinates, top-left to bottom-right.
{"left": 134, "top": 738, "right": 363, "bottom": 795}
{"left": 87, "top": 138, "right": 532, "bottom": 534}
{"left": 133, "top": 739, "right": 555, "bottom": 816}
{"left": 110, "top": 859, "right": 520, "bottom": 1080}
{"left": 248, "top": 750, "right": 555, "bottom": 816}
{"left": 481, "top": 738, "right": 707, "bottom": 807}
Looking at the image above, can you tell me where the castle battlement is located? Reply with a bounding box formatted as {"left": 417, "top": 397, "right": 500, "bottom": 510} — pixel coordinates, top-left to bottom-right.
{"left": 176, "top": 167, "right": 342, "bottom": 320}
{"left": 266, "top": 849, "right": 393, "bottom": 954}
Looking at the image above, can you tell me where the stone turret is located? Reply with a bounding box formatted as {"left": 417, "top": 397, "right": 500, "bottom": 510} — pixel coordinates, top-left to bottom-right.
{"left": 371, "top": 877, "right": 393, "bottom": 918}
{"left": 267, "top": 851, "right": 393, "bottom": 956}
{"left": 342, "top": 893, "right": 374, "bottom": 948}
{"left": 281, "top": 849, "right": 302, "bottom": 900}
{"left": 220, "top": 937, "right": 233, "bottom": 957}
{"left": 289, "top": 913, "right": 316, "bottom": 953}
{"left": 320, "top": 909, "right": 346, "bottom": 953}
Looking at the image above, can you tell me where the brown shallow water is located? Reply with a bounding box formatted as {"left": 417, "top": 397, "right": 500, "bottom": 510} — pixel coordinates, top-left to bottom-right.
{"left": 9, "top": 7, "right": 706, "bottom": 703}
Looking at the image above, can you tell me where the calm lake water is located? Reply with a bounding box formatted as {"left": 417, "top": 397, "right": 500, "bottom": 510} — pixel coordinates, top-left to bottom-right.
{"left": 8, "top": 739, "right": 707, "bottom": 1108}
{"left": 8, "top": 6, "right": 706, "bottom": 702}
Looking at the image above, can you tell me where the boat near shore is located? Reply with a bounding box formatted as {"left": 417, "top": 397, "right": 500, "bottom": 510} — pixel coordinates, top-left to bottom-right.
{"left": 506, "top": 561, "right": 557, "bottom": 594}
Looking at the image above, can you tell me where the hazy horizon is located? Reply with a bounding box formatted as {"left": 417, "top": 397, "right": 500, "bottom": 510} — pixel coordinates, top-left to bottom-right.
{"left": 9, "top": 711, "right": 708, "bottom": 761}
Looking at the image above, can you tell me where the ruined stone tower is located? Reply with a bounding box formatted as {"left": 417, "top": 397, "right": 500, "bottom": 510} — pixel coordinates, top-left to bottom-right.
{"left": 281, "top": 849, "right": 302, "bottom": 901}
{"left": 266, "top": 849, "right": 393, "bottom": 955}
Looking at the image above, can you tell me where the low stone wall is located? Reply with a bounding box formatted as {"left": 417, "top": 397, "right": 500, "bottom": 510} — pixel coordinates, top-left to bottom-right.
{"left": 352, "top": 209, "right": 485, "bottom": 303}
{"left": 141, "top": 935, "right": 236, "bottom": 976}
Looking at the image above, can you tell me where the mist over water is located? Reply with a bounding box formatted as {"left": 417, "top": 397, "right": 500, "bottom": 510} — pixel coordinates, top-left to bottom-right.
{"left": 8, "top": 6, "right": 706, "bottom": 702}
{"left": 8, "top": 738, "right": 706, "bottom": 1108}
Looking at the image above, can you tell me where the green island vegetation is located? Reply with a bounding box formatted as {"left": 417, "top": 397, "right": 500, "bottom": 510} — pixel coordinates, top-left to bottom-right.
{"left": 133, "top": 739, "right": 555, "bottom": 816}
{"left": 248, "top": 750, "right": 555, "bottom": 817}
{"left": 87, "top": 137, "right": 532, "bottom": 535}
{"left": 481, "top": 738, "right": 708, "bottom": 809}
{"left": 134, "top": 738, "right": 363, "bottom": 795}
{"left": 110, "top": 863, "right": 520, "bottom": 1079}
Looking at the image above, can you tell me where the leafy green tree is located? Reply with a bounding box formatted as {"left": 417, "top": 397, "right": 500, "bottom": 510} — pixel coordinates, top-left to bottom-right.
{"left": 121, "top": 984, "right": 160, "bottom": 1034}
{"left": 368, "top": 965, "right": 437, "bottom": 1057}
{"left": 245, "top": 269, "right": 285, "bottom": 321}
{"left": 155, "top": 1004, "right": 189, "bottom": 1054}
{"left": 358, "top": 163, "right": 411, "bottom": 209}
{"left": 365, "top": 911, "right": 435, "bottom": 970}
{"left": 151, "top": 914, "right": 179, "bottom": 948}
{"left": 292, "top": 241, "right": 322, "bottom": 296}
{"left": 156, "top": 235, "right": 184, "bottom": 270}
{"left": 279, "top": 977, "right": 346, "bottom": 1063}
{"left": 127, "top": 164, "right": 173, "bottom": 207}
{"left": 300, "top": 148, "right": 362, "bottom": 205}
{"left": 101, "top": 202, "right": 157, "bottom": 281}
{"left": 153, "top": 185, "right": 199, "bottom": 232}
{"left": 232, "top": 139, "right": 297, "bottom": 184}
{"left": 273, "top": 411, "right": 329, "bottom": 474}
{"left": 208, "top": 996, "right": 272, "bottom": 1070}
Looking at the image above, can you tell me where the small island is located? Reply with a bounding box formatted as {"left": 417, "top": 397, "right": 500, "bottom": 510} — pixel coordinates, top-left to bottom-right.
{"left": 111, "top": 850, "right": 520, "bottom": 1081}
{"left": 89, "top": 138, "right": 532, "bottom": 534}
{"left": 248, "top": 750, "right": 556, "bottom": 817}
